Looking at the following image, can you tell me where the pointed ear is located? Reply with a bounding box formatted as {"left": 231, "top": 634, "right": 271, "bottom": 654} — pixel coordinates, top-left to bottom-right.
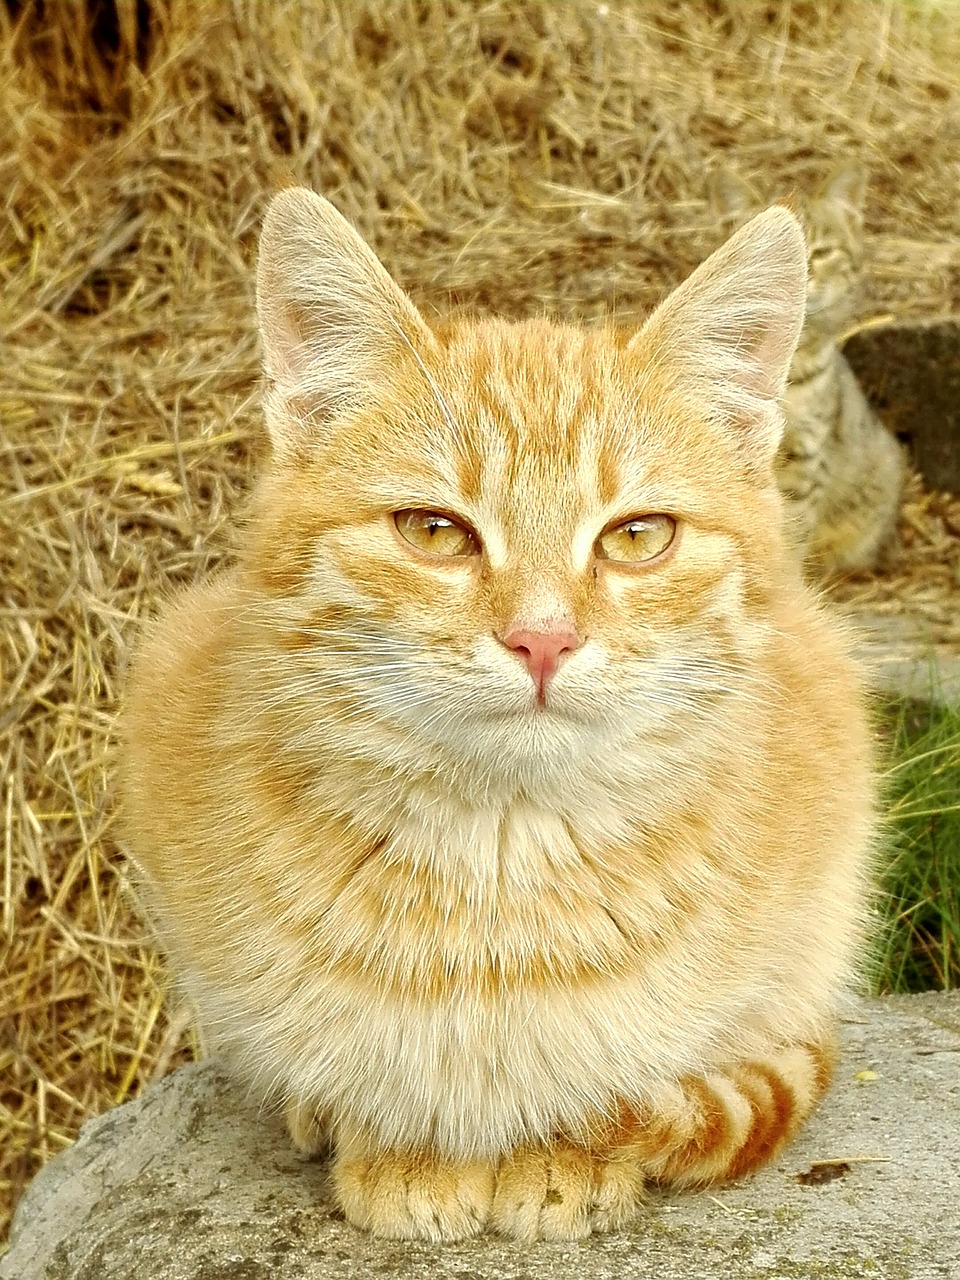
{"left": 821, "top": 163, "right": 866, "bottom": 219}
{"left": 629, "top": 207, "right": 806, "bottom": 469}
{"left": 256, "top": 187, "right": 435, "bottom": 453}
{"left": 706, "top": 165, "right": 757, "bottom": 229}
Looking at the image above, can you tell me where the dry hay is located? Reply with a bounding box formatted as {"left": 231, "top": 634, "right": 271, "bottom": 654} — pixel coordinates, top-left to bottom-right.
{"left": 829, "top": 475, "right": 960, "bottom": 653}
{"left": 3, "top": 0, "right": 960, "bottom": 1243}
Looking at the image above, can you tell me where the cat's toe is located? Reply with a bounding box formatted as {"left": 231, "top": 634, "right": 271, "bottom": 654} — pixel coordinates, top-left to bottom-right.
{"left": 493, "top": 1145, "right": 583, "bottom": 1241}
{"left": 589, "top": 1155, "right": 645, "bottom": 1234}
{"left": 333, "top": 1146, "right": 494, "bottom": 1242}
{"left": 492, "top": 1143, "right": 640, "bottom": 1242}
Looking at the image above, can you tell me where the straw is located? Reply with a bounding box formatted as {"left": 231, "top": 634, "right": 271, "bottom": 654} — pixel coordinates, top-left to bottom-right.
{"left": 3, "top": 0, "right": 959, "bottom": 1240}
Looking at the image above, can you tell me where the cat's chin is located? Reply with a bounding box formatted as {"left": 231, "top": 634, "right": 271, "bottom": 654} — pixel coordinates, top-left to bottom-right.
{"left": 451, "top": 702, "right": 622, "bottom": 773}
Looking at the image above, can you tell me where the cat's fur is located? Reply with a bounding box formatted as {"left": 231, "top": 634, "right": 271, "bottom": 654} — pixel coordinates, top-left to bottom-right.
{"left": 710, "top": 164, "right": 905, "bottom": 576}
{"left": 121, "top": 189, "right": 874, "bottom": 1243}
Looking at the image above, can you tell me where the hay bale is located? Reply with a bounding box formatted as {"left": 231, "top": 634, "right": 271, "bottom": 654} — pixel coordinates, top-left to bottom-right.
{"left": 3, "top": 0, "right": 960, "bottom": 1242}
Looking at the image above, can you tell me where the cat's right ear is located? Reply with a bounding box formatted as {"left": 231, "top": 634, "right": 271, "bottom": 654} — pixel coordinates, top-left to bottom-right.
{"left": 256, "top": 187, "right": 435, "bottom": 455}
{"left": 706, "top": 166, "right": 756, "bottom": 230}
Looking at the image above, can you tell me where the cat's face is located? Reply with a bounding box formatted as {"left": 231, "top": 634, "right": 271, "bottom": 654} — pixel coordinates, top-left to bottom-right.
{"left": 800, "top": 172, "right": 864, "bottom": 339}
{"left": 709, "top": 164, "right": 866, "bottom": 345}
{"left": 247, "top": 191, "right": 805, "bottom": 796}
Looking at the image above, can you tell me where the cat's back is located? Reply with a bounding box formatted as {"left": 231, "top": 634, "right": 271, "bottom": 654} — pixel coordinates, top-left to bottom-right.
{"left": 124, "top": 569, "right": 244, "bottom": 732}
{"left": 767, "top": 584, "right": 871, "bottom": 778}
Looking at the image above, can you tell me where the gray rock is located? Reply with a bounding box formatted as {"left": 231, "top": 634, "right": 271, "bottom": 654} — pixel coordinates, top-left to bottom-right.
{"left": 854, "top": 612, "right": 960, "bottom": 707}
{"left": 3, "top": 993, "right": 959, "bottom": 1280}
{"left": 843, "top": 317, "right": 960, "bottom": 492}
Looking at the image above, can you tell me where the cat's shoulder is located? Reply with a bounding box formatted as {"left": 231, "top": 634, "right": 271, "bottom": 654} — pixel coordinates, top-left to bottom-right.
{"left": 125, "top": 568, "right": 247, "bottom": 707}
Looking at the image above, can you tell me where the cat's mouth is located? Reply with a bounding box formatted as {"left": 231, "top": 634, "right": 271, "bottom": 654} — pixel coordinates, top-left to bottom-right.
{"left": 483, "top": 692, "right": 596, "bottom": 726}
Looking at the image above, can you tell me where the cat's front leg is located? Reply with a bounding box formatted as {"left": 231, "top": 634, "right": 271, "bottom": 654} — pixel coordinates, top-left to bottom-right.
{"left": 331, "top": 1123, "right": 496, "bottom": 1242}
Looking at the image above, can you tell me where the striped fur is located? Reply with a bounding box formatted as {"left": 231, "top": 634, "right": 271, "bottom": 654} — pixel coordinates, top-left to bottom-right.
{"left": 711, "top": 164, "right": 905, "bottom": 576}
{"left": 121, "top": 190, "right": 875, "bottom": 1242}
{"left": 489, "top": 1040, "right": 834, "bottom": 1242}
{"left": 330, "top": 1041, "right": 834, "bottom": 1243}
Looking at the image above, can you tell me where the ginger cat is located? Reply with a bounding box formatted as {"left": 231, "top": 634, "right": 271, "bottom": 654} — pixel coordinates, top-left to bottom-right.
{"left": 121, "top": 189, "right": 874, "bottom": 1243}
{"left": 710, "top": 164, "right": 905, "bottom": 576}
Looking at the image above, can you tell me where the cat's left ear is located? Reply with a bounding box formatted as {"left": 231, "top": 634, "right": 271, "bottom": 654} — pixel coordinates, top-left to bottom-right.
{"left": 821, "top": 163, "right": 866, "bottom": 219}
{"left": 256, "top": 187, "right": 435, "bottom": 455}
{"left": 629, "top": 206, "right": 806, "bottom": 470}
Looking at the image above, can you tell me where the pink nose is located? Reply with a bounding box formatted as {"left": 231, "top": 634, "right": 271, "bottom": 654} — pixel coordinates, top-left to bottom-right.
{"left": 500, "top": 625, "right": 581, "bottom": 699}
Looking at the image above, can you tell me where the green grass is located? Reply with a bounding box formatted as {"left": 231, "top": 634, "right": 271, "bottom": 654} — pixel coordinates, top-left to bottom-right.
{"left": 874, "top": 696, "right": 960, "bottom": 994}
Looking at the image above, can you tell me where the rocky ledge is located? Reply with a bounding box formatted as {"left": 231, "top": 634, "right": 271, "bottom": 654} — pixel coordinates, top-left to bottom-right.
{"left": 2, "top": 992, "right": 959, "bottom": 1280}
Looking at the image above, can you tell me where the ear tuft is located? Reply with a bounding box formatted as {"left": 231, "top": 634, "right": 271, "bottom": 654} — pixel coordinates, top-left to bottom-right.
{"left": 630, "top": 206, "right": 807, "bottom": 469}
{"left": 256, "top": 188, "right": 433, "bottom": 453}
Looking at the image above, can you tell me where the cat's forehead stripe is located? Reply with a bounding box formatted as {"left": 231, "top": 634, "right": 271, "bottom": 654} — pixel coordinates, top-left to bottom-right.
{"left": 441, "top": 323, "right": 629, "bottom": 554}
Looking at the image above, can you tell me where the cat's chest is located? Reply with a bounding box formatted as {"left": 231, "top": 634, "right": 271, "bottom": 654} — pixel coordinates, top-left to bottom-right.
{"left": 320, "top": 801, "right": 635, "bottom": 996}
{"left": 784, "top": 346, "right": 843, "bottom": 427}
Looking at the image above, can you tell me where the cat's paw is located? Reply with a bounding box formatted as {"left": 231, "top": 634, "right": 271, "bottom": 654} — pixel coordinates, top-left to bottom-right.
{"left": 332, "top": 1141, "right": 495, "bottom": 1242}
{"left": 491, "top": 1142, "right": 643, "bottom": 1242}
{"left": 284, "top": 1096, "right": 329, "bottom": 1157}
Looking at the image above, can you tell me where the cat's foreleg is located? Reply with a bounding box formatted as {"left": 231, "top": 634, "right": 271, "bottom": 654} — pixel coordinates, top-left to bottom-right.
{"left": 330, "top": 1122, "right": 496, "bottom": 1242}
{"left": 490, "top": 1137, "right": 644, "bottom": 1241}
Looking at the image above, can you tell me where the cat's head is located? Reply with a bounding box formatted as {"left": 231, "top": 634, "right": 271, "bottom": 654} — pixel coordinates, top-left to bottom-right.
{"left": 244, "top": 188, "right": 805, "bottom": 802}
{"left": 710, "top": 164, "right": 866, "bottom": 342}
{"left": 801, "top": 165, "right": 866, "bottom": 338}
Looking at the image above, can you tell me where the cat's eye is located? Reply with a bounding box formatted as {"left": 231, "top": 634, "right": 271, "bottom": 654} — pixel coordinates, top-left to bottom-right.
{"left": 596, "top": 514, "right": 676, "bottom": 564}
{"left": 394, "top": 509, "right": 480, "bottom": 558}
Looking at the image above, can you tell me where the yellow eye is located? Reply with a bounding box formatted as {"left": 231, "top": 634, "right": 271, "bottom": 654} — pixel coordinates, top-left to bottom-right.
{"left": 596, "top": 514, "right": 676, "bottom": 564}
{"left": 808, "top": 245, "right": 836, "bottom": 265}
{"left": 394, "top": 509, "right": 480, "bottom": 558}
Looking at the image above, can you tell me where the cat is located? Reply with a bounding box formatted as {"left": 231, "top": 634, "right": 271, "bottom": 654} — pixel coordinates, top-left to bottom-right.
{"left": 709, "top": 163, "right": 905, "bottom": 577}
{"left": 120, "top": 188, "right": 875, "bottom": 1243}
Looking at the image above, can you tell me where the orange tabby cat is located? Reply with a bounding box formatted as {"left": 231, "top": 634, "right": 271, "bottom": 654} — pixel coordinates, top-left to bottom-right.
{"left": 121, "top": 189, "right": 874, "bottom": 1243}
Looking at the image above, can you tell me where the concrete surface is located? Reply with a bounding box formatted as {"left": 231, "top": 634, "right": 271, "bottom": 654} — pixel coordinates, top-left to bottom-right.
{"left": 2, "top": 993, "right": 959, "bottom": 1280}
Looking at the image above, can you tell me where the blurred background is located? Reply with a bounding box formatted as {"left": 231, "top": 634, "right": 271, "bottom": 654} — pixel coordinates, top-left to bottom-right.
{"left": 2, "top": 0, "right": 959, "bottom": 1245}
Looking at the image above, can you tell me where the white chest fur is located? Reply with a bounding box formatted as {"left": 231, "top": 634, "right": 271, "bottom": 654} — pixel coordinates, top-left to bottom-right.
{"left": 193, "top": 798, "right": 818, "bottom": 1158}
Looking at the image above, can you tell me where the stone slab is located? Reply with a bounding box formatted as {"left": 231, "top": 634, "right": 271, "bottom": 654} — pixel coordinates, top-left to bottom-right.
{"left": 3, "top": 993, "right": 959, "bottom": 1280}
{"left": 853, "top": 611, "right": 960, "bottom": 707}
{"left": 843, "top": 318, "right": 960, "bottom": 493}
